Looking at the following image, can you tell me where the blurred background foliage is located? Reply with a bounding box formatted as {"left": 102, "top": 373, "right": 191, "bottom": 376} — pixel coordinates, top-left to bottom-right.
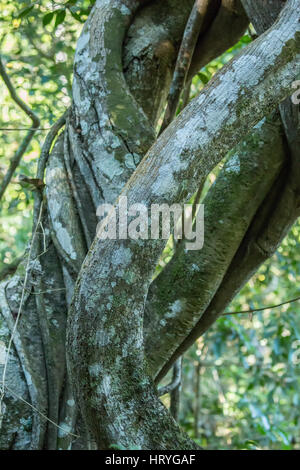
{"left": 178, "top": 223, "right": 300, "bottom": 450}
{"left": 0, "top": 0, "right": 92, "bottom": 264}
{"left": 0, "top": 0, "right": 299, "bottom": 450}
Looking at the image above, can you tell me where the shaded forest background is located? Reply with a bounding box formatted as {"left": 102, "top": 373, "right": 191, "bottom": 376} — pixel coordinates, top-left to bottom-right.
{"left": 0, "top": 0, "right": 299, "bottom": 449}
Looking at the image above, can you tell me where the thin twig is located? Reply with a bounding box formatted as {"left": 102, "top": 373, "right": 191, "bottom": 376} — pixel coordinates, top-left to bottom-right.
{"left": 222, "top": 295, "right": 300, "bottom": 316}
{"left": 3, "top": 384, "right": 79, "bottom": 439}
{"left": 39, "top": 221, "right": 46, "bottom": 253}
{"left": 0, "top": 127, "right": 51, "bottom": 131}
{"left": 0, "top": 58, "right": 40, "bottom": 123}
{"left": 158, "top": 357, "right": 182, "bottom": 396}
{"left": 25, "top": 287, "right": 66, "bottom": 295}
{"left": 159, "top": 0, "right": 209, "bottom": 134}
{"left": 0, "top": 56, "right": 40, "bottom": 200}
{"left": 63, "top": 119, "right": 92, "bottom": 248}
{"left": 37, "top": 109, "right": 68, "bottom": 181}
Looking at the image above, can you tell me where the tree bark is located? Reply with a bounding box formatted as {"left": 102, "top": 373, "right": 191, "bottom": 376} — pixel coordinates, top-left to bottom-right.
{"left": 144, "top": 113, "right": 286, "bottom": 377}
{"left": 147, "top": 0, "right": 300, "bottom": 382}
{"left": 67, "top": 0, "right": 299, "bottom": 449}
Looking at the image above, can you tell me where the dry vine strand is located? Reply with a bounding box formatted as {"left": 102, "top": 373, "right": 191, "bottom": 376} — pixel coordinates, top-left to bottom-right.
{"left": 223, "top": 295, "right": 300, "bottom": 316}
{"left": 3, "top": 384, "right": 80, "bottom": 439}
{"left": 159, "top": 0, "right": 209, "bottom": 134}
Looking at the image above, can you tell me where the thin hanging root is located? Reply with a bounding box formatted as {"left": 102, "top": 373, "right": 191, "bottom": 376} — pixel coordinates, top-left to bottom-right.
{"left": 159, "top": 0, "right": 210, "bottom": 134}
{"left": 63, "top": 123, "right": 92, "bottom": 249}
{"left": 37, "top": 109, "right": 69, "bottom": 181}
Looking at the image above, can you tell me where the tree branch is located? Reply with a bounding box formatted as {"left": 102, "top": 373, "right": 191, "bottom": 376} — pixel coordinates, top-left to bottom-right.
{"left": 188, "top": 0, "right": 249, "bottom": 79}
{"left": 223, "top": 295, "right": 300, "bottom": 316}
{"left": 0, "top": 56, "right": 40, "bottom": 200}
{"left": 158, "top": 358, "right": 182, "bottom": 396}
{"left": 124, "top": 0, "right": 248, "bottom": 126}
{"left": 152, "top": 0, "right": 300, "bottom": 382}
{"left": 159, "top": 0, "right": 210, "bottom": 134}
{"left": 145, "top": 114, "right": 286, "bottom": 378}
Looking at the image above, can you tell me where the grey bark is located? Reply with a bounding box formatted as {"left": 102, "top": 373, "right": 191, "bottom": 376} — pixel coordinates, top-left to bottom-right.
{"left": 148, "top": 0, "right": 300, "bottom": 382}
{"left": 144, "top": 113, "right": 286, "bottom": 378}
{"left": 0, "top": 0, "right": 298, "bottom": 450}
{"left": 1, "top": 0, "right": 202, "bottom": 449}
{"left": 67, "top": 0, "right": 299, "bottom": 449}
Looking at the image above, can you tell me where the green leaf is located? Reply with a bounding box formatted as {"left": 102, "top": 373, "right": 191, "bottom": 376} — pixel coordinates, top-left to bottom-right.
{"left": 42, "top": 11, "right": 55, "bottom": 26}
{"left": 54, "top": 9, "right": 66, "bottom": 28}
{"left": 69, "top": 7, "right": 85, "bottom": 22}
{"left": 8, "top": 197, "right": 21, "bottom": 211}
{"left": 17, "top": 5, "right": 35, "bottom": 18}
{"left": 197, "top": 72, "right": 209, "bottom": 85}
{"left": 241, "top": 34, "right": 252, "bottom": 44}
{"left": 243, "top": 440, "right": 260, "bottom": 450}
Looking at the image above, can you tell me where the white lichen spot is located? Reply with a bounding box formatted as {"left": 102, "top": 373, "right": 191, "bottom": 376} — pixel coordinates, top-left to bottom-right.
{"left": 75, "top": 29, "right": 90, "bottom": 56}
{"left": 7, "top": 276, "right": 19, "bottom": 290}
{"left": 124, "top": 153, "right": 136, "bottom": 169}
{"left": 80, "top": 120, "right": 89, "bottom": 135}
{"left": 101, "top": 374, "right": 111, "bottom": 395}
{"left": 95, "top": 327, "right": 114, "bottom": 346}
{"left": 120, "top": 4, "right": 130, "bottom": 15}
{"left": 0, "top": 340, "right": 6, "bottom": 364}
{"left": 89, "top": 363, "right": 102, "bottom": 376}
{"left": 51, "top": 319, "right": 59, "bottom": 328}
{"left": 151, "top": 165, "right": 175, "bottom": 197}
{"left": 72, "top": 76, "right": 91, "bottom": 113}
{"left": 111, "top": 246, "right": 132, "bottom": 267}
{"left": 58, "top": 422, "right": 72, "bottom": 438}
{"left": 165, "top": 300, "right": 184, "bottom": 319}
{"left": 225, "top": 154, "right": 240, "bottom": 174}
{"left": 116, "top": 268, "right": 125, "bottom": 278}
{"left": 55, "top": 222, "right": 77, "bottom": 260}
{"left": 0, "top": 322, "right": 9, "bottom": 337}
{"left": 95, "top": 149, "right": 124, "bottom": 180}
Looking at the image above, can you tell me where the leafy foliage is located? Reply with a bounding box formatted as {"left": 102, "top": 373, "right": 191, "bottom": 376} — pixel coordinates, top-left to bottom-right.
{"left": 0, "top": 0, "right": 82, "bottom": 266}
